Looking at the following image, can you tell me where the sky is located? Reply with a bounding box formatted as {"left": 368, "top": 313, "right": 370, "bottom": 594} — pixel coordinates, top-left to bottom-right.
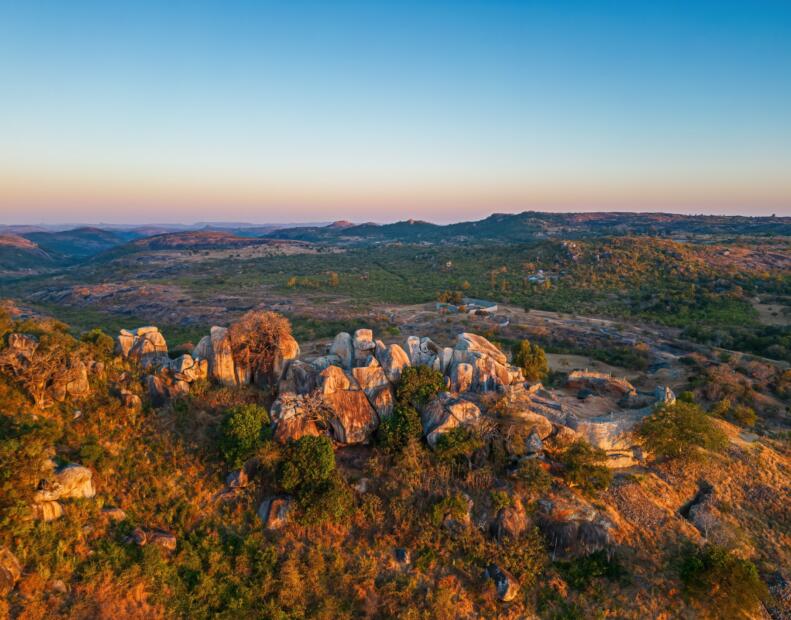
{"left": 0, "top": 0, "right": 790, "bottom": 225}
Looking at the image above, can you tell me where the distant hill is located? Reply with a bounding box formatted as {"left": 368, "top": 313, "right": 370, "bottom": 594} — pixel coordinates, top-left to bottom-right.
{"left": 22, "top": 227, "right": 134, "bottom": 260}
{"left": 266, "top": 211, "right": 791, "bottom": 244}
{"left": 0, "top": 234, "right": 54, "bottom": 271}
{"left": 127, "top": 230, "right": 276, "bottom": 250}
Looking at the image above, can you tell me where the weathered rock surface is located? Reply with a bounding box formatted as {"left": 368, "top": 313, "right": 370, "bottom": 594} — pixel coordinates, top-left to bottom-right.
{"left": 449, "top": 362, "right": 473, "bottom": 393}
{"left": 117, "top": 326, "right": 169, "bottom": 368}
{"left": 329, "top": 332, "right": 354, "bottom": 369}
{"left": 456, "top": 333, "right": 507, "bottom": 365}
{"left": 270, "top": 393, "right": 323, "bottom": 443}
{"left": 208, "top": 326, "right": 236, "bottom": 385}
{"left": 374, "top": 343, "right": 411, "bottom": 383}
{"left": 0, "top": 547, "right": 22, "bottom": 595}
{"left": 484, "top": 563, "right": 520, "bottom": 602}
{"left": 34, "top": 464, "right": 95, "bottom": 503}
{"left": 536, "top": 496, "right": 613, "bottom": 557}
{"left": 492, "top": 497, "right": 528, "bottom": 541}
{"left": 51, "top": 359, "right": 91, "bottom": 401}
{"left": 422, "top": 393, "right": 481, "bottom": 448}
{"left": 258, "top": 497, "right": 291, "bottom": 530}
{"left": 278, "top": 360, "right": 319, "bottom": 395}
{"left": 325, "top": 389, "right": 379, "bottom": 444}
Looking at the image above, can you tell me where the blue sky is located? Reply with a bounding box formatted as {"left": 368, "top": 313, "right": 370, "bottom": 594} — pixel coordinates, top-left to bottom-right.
{"left": 0, "top": 0, "right": 789, "bottom": 223}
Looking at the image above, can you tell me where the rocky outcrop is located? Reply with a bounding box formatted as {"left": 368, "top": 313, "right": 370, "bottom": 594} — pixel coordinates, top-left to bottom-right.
{"left": 567, "top": 370, "right": 637, "bottom": 398}
{"left": 278, "top": 360, "right": 319, "bottom": 395}
{"left": 32, "top": 463, "right": 95, "bottom": 521}
{"left": 50, "top": 359, "right": 91, "bottom": 401}
{"left": 536, "top": 496, "right": 613, "bottom": 558}
{"left": 167, "top": 354, "right": 208, "bottom": 383}
{"left": 456, "top": 333, "right": 507, "bottom": 365}
{"left": 374, "top": 342, "right": 410, "bottom": 383}
{"left": 352, "top": 329, "right": 376, "bottom": 366}
{"left": 450, "top": 363, "right": 473, "bottom": 393}
{"left": 421, "top": 393, "right": 481, "bottom": 448}
{"left": 352, "top": 358, "right": 394, "bottom": 419}
{"left": 207, "top": 326, "right": 236, "bottom": 385}
{"left": 325, "top": 389, "right": 378, "bottom": 444}
{"left": 492, "top": 497, "right": 528, "bottom": 541}
{"left": 117, "top": 327, "right": 169, "bottom": 368}
{"left": 329, "top": 332, "right": 354, "bottom": 369}
{"left": 270, "top": 393, "right": 323, "bottom": 443}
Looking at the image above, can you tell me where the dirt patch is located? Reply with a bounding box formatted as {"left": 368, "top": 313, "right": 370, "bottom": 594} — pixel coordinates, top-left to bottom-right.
{"left": 752, "top": 299, "right": 790, "bottom": 326}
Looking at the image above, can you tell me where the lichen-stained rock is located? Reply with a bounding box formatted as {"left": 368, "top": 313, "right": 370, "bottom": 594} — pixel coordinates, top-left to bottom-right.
{"left": 422, "top": 392, "right": 481, "bottom": 448}
{"left": 449, "top": 362, "right": 473, "bottom": 393}
{"left": 34, "top": 464, "right": 95, "bottom": 502}
{"left": 271, "top": 394, "right": 323, "bottom": 443}
{"left": 0, "top": 547, "right": 22, "bottom": 595}
{"left": 118, "top": 327, "right": 169, "bottom": 368}
{"left": 536, "top": 495, "right": 613, "bottom": 557}
{"left": 33, "top": 500, "right": 63, "bottom": 522}
{"left": 484, "top": 563, "right": 520, "bottom": 602}
{"left": 330, "top": 332, "right": 354, "bottom": 370}
{"left": 278, "top": 360, "right": 319, "bottom": 395}
{"left": 353, "top": 329, "right": 376, "bottom": 366}
{"left": 310, "top": 354, "right": 342, "bottom": 371}
{"left": 367, "top": 384, "right": 395, "bottom": 420}
{"left": 168, "top": 354, "right": 208, "bottom": 383}
{"left": 405, "top": 336, "right": 421, "bottom": 365}
{"left": 319, "top": 364, "right": 352, "bottom": 394}
{"left": 438, "top": 347, "right": 454, "bottom": 374}
{"left": 566, "top": 413, "right": 636, "bottom": 452}
{"left": 272, "top": 333, "right": 300, "bottom": 382}
{"left": 209, "top": 326, "right": 237, "bottom": 385}
{"left": 456, "top": 333, "right": 507, "bottom": 366}
{"left": 258, "top": 497, "right": 292, "bottom": 530}
{"left": 374, "top": 342, "right": 411, "bottom": 383}
{"left": 511, "top": 410, "right": 553, "bottom": 440}
{"left": 492, "top": 497, "right": 529, "bottom": 541}
{"left": 324, "top": 389, "right": 379, "bottom": 444}
{"left": 51, "top": 359, "right": 91, "bottom": 401}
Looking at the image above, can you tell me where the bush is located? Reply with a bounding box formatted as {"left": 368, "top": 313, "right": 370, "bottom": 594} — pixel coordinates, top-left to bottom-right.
{"left": 514, "top": 459, "right": 552, "bottom": 495}
{"left": 512, "top": 339, "right": 549, "bottom": 381}
{"left": 377, "top": 403, "right": 422, "bottom": 452}
{"left": 434, "top": 426, "right": 484, "bottom": 469}
{"left": 638, "top": 402, "right": 728, "bottom": 461}
{"left": 228, "top": 310, "right": 293, "bottom": 380}
{"left": 430, "top": 493, "right": 470, "bottom": 527}
{"left": 278, "top": 435, "right": 335, "bottom": 494}
{"left": 677, "top": 543, "right": 767, "bottom": 617}
{"left": 218, "top": 404, "right": 270, "bottom": 467}
{"left": 558, "top": 440, "right": 612, "bottom": 493}
{"left": 731, "top": 404, "right": 757, "bottom": 427}
{"left": 396, "top": 366, "right": 445, "bottom": 409}
{"left": 278, "top": 435, "right": 352, "bottom": 525}
{"left": 557, "top": 550, "right": 626, "bottom": 590}
{"left": 80, "top": 328, "right": 115, "bottom": 358}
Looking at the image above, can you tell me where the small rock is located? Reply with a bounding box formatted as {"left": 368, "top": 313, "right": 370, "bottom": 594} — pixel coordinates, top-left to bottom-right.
{"left": 101, "top": 507, "right": 127, "bottom": 522}
{"left": 485, "top": 563, "right": 520, "bottom": 602}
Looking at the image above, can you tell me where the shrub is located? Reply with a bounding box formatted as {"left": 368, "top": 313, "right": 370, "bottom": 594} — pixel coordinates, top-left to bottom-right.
{"left": 430, "top": 493, "right": 470, "bottom": 527}
{"left": 514, "top": 459, "right": 552, "bottom": 495}
{"left": 490, "top": 490, "right": 513, "bottom": 512}
{"left": 377, "top": 403, "right": 422, "bottom": 452}
{"left": 278, "top": 436, "right": 351, "bottom": 525}
{"left": 278, "top": 435, "right": 335, "bottom": 494}
{"left": 558, "top": 440, "right": 612, "bottom": 493}
{"left": 396, "top": 366, "right": 445, "bottom": 409}
{"left": 434, "top": 426, "right": 483, "bottom": 469}
{"left": 557, "top": 550, "right": 626, "bottom": 590}
{"left": 512, "top": 339, "right": 549, "bottom": 381}
{"left": 80, "top": 328, "right": 115, "bottom": 358}
{"left": 218, "top": 404, "right": 270, "bottom": 467}
{"left": 730, "top": 404, "right": 757, "bottom": 427}
{"left": 677, "top": 544, "right": 767, "bottom": 617}
{"left": 638, "top": 401, "right": 728, "bottom": 461}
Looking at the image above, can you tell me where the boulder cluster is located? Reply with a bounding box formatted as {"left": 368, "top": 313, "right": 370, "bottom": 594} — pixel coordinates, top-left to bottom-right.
{"left": 269, "top": 329, "right": 526, "bottom": 446}
{"left": 31, "top": 462, "right": 96, "bottom": 522}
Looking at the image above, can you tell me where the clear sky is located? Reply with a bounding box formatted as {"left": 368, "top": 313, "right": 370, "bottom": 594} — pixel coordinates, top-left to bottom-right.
{"left": 1, "top": 0, "right": 790, "bottom": 224}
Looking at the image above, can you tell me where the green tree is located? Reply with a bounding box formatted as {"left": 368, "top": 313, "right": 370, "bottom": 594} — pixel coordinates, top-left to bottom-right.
{"left": 80, "top": 328, "right": 115, "bottom": 358}
{"left": 512, "top": 339, "right": 549, "bottom": 382}
{"left": 219, "top": 404, "right": 270, "bottom": 467}
{"left": 396, "top": 366, "right": 445, "bottom": 410}
{"left": 558, "top": 440, "right": 612, "bottom": 493}
{"left": 377, "top": 403, "right": 422, "bottom": 452}
{"left": 677, "top": 544, "right": 767, "bottom": 617}
{"left": 638, "top": 401, "right": 727, "bottom": 461}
